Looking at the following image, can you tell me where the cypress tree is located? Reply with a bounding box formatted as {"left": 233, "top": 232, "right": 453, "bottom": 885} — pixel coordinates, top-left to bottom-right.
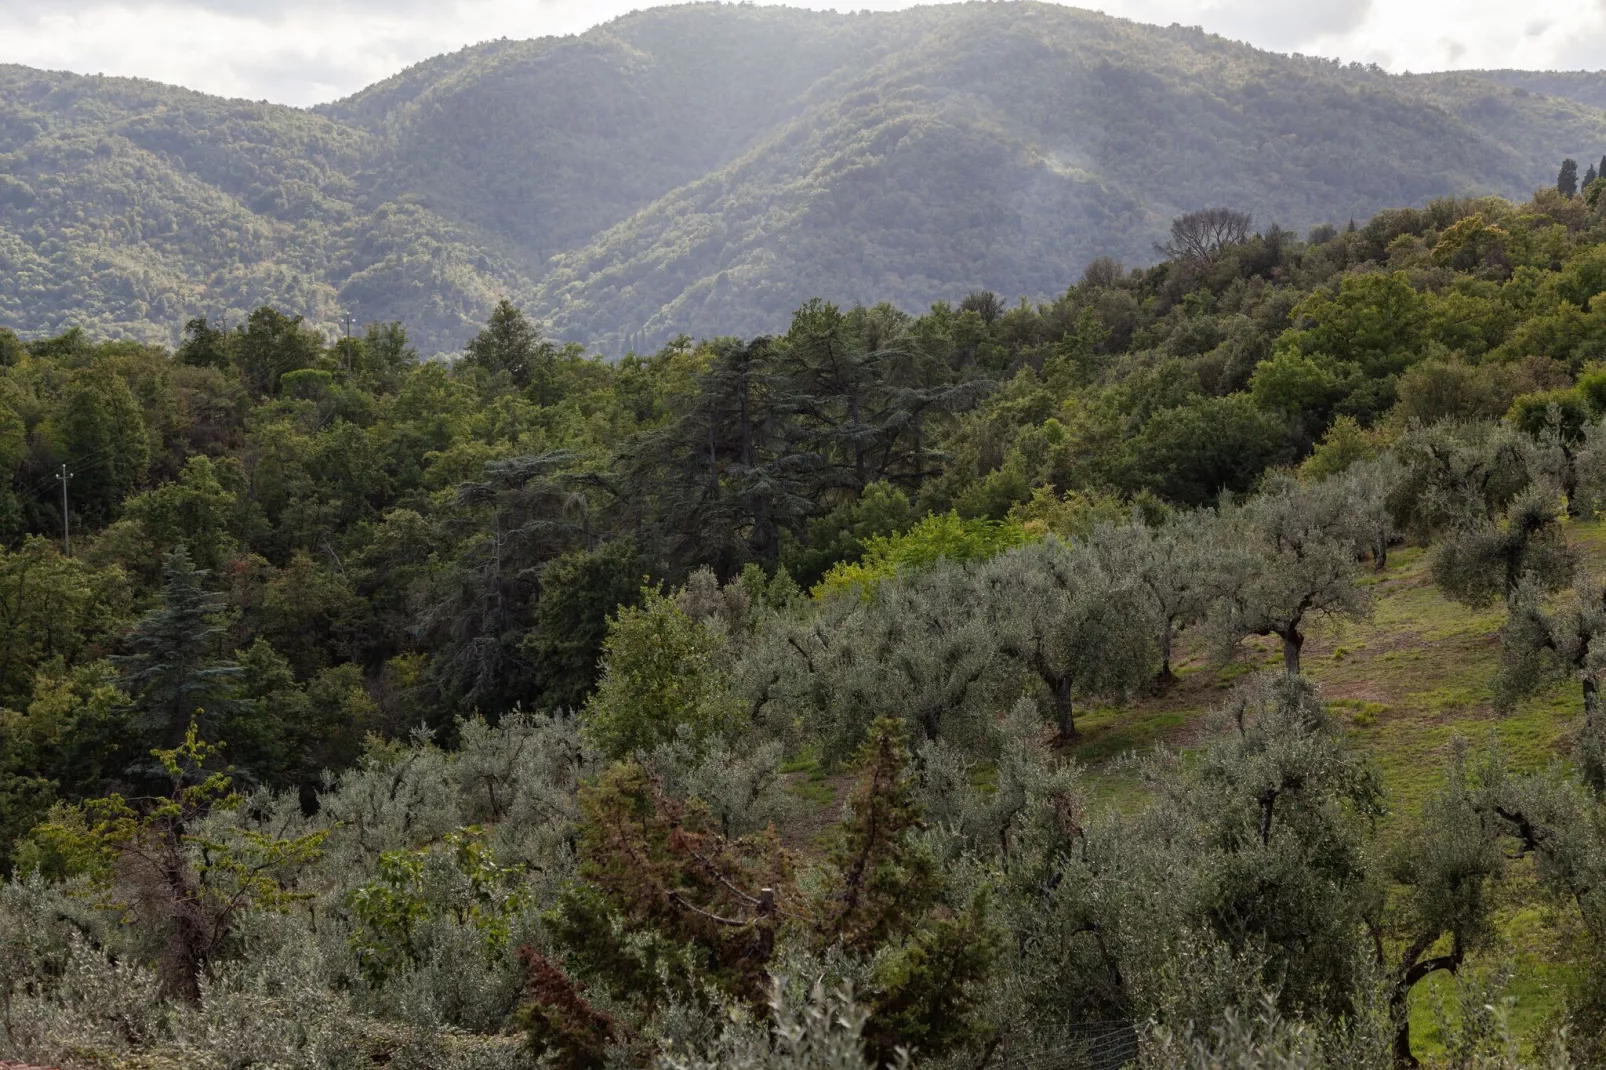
{"left": 1559, "top": 158, "right": 1580, "bottom": 198}
{"left": 1586, "top": 162, "right": 1599, "bottom": 189}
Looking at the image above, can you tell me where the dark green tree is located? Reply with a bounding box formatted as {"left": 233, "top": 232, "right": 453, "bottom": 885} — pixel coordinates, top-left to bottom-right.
{"left": 1560, "top": 158, "right": 1580, "bottom": 198}
{"left": 426, "top": 452, "right": 598, "bottom": 716}
{"left": 234, "top": 306, "right": 323, "bottom": 398}
{"left": 0, "top": 328, "right": 24, "bottom": 367}
{"left": 622, "top": 336, "right": 814, "bottom": 572}
{"left": 523, "top": 539, "right": 646, "bottom": 712}
{"left": 58, "top": 365, "right": 150, "bottom": 525}
{"left": 781, "top": 300, "right": 881, "bottom": 491}
{"left": 176, "top": 317, "right": 232, "bottom": 370}
{"left": 112, "top": 546, "right": 242, "bottom": 751}
{"left": 357, "top": 321, "right": 417, "bottom": 389}
{"left": 812, "top": 718, "right": 998, "bottom": 1063}
{"left": 464, "top": 300, "right": 559, "bottom": 401}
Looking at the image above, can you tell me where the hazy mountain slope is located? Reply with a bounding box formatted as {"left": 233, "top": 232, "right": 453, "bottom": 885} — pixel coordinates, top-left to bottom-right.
{"left": 541, "top": 5, "right": 1606, "bottom": 350}
{"left": 1450, "top": 70, "right": 1606, "bottom": 113}
{"left": 5, "top": 2, "right": 1606, "bottom": 355}
{"left": 330, "top": 5, "right": 919, "bottom": 267}
{"left": 0, "top": 65, "right": 533, "bottom": 350}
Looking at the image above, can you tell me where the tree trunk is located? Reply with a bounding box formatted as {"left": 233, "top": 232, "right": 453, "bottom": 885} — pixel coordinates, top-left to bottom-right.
{"left": 1157, "top": 619, "right": 1176, "bottom": 685}
{"left": 159, "top": 854, "right": 209, "bottom": 1002}
{"left": 1389, "top": 938, "right": 1463, "bottom": 1069}
{"left": 1374, "top": 530, "right": 1389, "bottom": 572}
{"left": 1052, "top": 676, "right": 1076, "bottom": 741}
{"left": 1281, "top": 628, "right": 1304, "bottom": 676}
{"left": 1257, "top": 788, "right": 1277, "bottom": 846}
{"left": 1586, "top": 676, "right": 1599, "bottom": 727}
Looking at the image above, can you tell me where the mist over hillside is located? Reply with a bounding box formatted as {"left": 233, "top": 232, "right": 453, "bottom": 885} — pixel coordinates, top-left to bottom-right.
{"left": 4, "top": 0, "right": 1606, "bottom": 355}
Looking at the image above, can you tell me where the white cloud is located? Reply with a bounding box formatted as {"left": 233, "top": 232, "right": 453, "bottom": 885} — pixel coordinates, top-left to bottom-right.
{"left": 0, "top": 0, "right": 1602, "bottom": 107}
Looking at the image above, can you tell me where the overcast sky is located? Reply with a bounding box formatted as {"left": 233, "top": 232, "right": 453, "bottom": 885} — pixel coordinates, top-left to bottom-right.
{"left": 0, "top": 0, "right": 1600, "bottom": 108}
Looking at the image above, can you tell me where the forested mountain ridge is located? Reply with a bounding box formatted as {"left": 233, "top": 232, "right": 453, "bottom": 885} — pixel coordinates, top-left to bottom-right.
{"left": 8, "top": 1, "right": 1606, "bottom": 355}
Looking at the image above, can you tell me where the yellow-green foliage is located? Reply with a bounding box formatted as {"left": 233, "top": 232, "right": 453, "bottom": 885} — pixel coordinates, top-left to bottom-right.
{"left": 814, "top": 511, "right": 1033, "bottom": 600}
{"left": 580, "top": 589, "right": 741, "bottom": 759}
{"left": 347, "top": 827, "right": 527, "bottom": 984}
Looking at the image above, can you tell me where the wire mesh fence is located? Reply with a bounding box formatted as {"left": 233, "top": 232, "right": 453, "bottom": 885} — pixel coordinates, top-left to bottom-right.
{"left": 997, "top": 1022, "right": 1140, "bottom": 1070}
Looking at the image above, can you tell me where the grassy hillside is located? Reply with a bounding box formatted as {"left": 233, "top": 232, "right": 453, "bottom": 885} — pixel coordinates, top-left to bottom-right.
{"left": 1057, "top": 523, "right": 1606, "bottom": 1056}
{"left": 7, "top": 2, "right": 1606, "bottom": 355}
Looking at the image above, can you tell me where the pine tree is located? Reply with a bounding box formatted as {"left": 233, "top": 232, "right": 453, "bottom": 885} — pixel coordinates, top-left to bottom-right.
{"left": 1560, "top": 158, "right": 1580, "bottom": 198}
{"left": 113, "top": 546, "right": 242, "bottom": 750}
{"left": 552, "top": 762, "right": 793, "bottom": 1011}
{"left": 812, "top": 718, "right": 998, "bottom": 1063}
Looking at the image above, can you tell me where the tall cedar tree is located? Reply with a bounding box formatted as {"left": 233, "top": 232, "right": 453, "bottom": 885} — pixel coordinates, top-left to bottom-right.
{"left": 464, "top": 299, "right": 559, "bottom": 402}
{"left": 112, "top": 546, "right": 242, "bottom": 752}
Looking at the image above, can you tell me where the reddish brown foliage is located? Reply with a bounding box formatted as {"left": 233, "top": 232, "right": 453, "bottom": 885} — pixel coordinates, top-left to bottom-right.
{"left": 518, "top": 947, "right": 618, "bottom": 1070}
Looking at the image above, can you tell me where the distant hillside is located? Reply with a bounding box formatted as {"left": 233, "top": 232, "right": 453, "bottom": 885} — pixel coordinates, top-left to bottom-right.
{"left": 4, "top": 1, "right": 1606, "bottom": 354}
{"left": 1454, "top": 69, "right": 1606, "bottom": 112}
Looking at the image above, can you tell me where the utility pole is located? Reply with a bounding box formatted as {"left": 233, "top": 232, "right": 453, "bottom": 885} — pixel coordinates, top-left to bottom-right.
{"left": 56, "top": 464, "right": 72, "bottom": 557}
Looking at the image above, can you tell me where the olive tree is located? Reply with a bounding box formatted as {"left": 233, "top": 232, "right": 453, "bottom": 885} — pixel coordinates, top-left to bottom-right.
{"left": 1477, "top": 761, "right": 1606, "bottom": 1064}
{"left": 1344, "top": 455, "right": 1405, "bottom": 571}
{"left": 977, "top": 538, "right": 1157, "bottom": 740}
{"left": 1392, "top": 420, "right": 1536, "bottom": 540}
{"left": 1213, "top": 474, "right": 1373, "bottom": 676}
{"left": 989, "top": 675, "right": 1385, "bottom": 1047}
{"left": 738, "top": 563, "right": 1004, "bottom": 762}
{"left": 1430, "top": 483, "right": 1575, "bottom": 608}
{"left": 1570, "top": 415, "right": 1606, "bottom": 518}
{"left": 1500, "top": 572, "right": 1606, "bottom": 789}
{"left": 1089, "top": 513, "right": 1220, "bottom": 684}
{"left": 1382, "top": 741, "right": 1507, "bottom": 1067}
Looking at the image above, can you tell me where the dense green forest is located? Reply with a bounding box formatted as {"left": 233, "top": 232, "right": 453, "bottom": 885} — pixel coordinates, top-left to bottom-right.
{"left": 17, "top": 170, "right": 1606, "bottom": 1068}
{"left": 9, "top": 2, "right": 1606, "bottom": 356}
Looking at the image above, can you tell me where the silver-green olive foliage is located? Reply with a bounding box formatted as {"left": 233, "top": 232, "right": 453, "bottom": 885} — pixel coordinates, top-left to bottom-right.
{"left": 739, "top": 565, "right": 1006, "bottom": 763}
{"left": 977, "top": 537, "right": 1159, "bottom": 739}
{"left": 1087, "top": 513, "right": 1220, "bottom": 682}
{"left": 989, "top": 674, "right": 1385, "bottom": 1039}
{"left": 742, "top": 537, "right": 1156, "bottom": 757}
{"left": 1500, "top": 571, "right": 1606, "bottom": 790}
{"left": 1212, "top": 472, "right": 1376, "bottom": 676}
